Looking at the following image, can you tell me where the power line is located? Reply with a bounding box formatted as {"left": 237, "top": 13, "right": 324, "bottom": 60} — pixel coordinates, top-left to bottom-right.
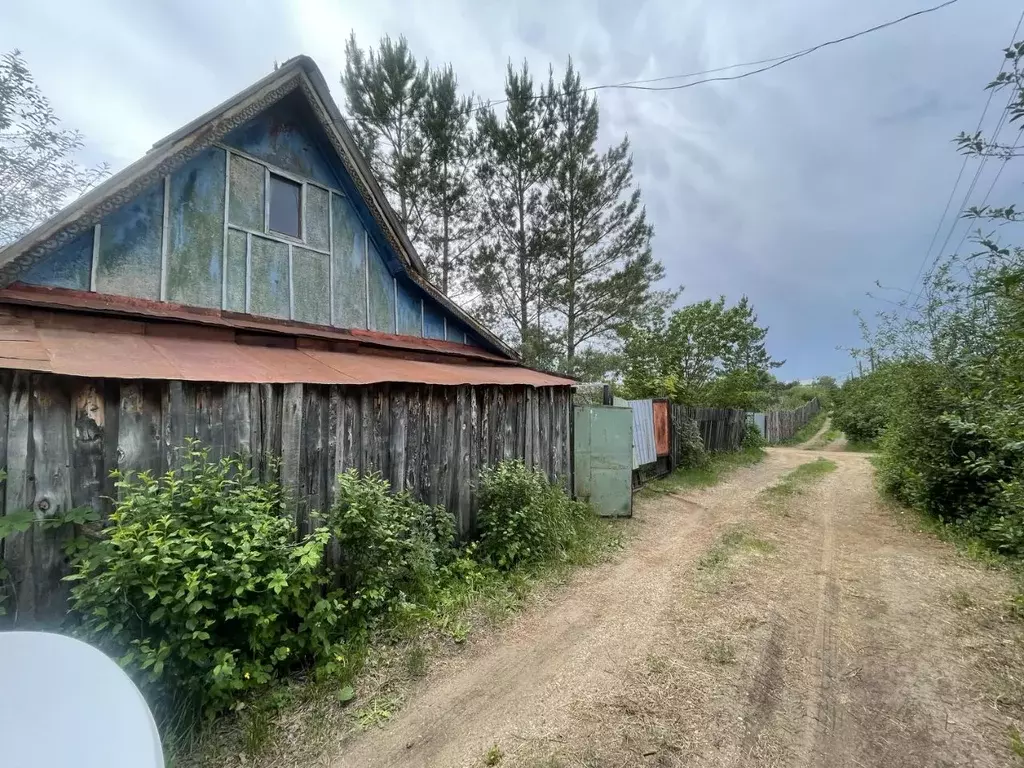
{"left": 904, "top": 8, "right": 1024, "bottom": 311}
{"left": 471, "top": 1, "right": 960, "bottom": 113}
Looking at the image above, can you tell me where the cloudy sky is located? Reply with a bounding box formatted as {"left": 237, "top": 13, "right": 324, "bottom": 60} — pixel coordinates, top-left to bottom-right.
{"left": 2, "top": 0, "right": 1021, "bottom": 380}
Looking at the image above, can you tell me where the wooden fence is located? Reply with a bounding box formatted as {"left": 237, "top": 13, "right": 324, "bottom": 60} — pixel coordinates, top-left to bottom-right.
{"left": 764, "top": 398, "right": 822, "bottom": 443}
{"left": 0, "top": 372, "right": 572, "bottom": 625}
{"left": 667, "top": 405, "right": 748, "bottom": 470}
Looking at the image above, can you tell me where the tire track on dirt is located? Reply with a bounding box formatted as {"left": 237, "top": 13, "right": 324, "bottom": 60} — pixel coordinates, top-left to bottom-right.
{"left": 799, "top": 467, "right": 842, "bottom": 768}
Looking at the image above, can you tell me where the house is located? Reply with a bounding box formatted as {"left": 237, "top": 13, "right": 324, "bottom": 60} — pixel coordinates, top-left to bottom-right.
{"left": 0, "top": 56, "right": 573, "bottom": 624}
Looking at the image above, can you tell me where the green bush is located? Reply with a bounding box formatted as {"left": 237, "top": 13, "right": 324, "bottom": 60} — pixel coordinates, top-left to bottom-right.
{"left": 328, "top": 469, "right": 456, "bottom": 629}
{"left": 832, "top": 369, "right": 894, "bottom": 443}
{"left": 742, "top": 421, "right": 766, "bottom": 450}
{"left": 675, "top": 413, "right": 709, "bottom": 468}
{"left": 476, "top": 461, "right": 590, "bottom": 570}
{"left": 67, "top": 445, "right": 345, "bottom": 720}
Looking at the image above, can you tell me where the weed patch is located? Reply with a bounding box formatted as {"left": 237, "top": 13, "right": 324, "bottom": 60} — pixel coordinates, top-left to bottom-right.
{"left": 759, "top": 458, "right": 837, "bottom": 513}
{"left": 697, "top": 525, "right": 775, "bottom": 583}
{"left": 702, "top": 638, "right": 736, "bottom": 665}
{"left": 642, "top": 447, "right": 765, "bottom": 496}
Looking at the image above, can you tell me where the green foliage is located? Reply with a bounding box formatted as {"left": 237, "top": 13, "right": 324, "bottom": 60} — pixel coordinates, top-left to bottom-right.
{"left": 742, "top": 421, "right": 766, "bottom": 450}
{"left": 0, "top": 479, "right": 99, "bottom": 616}
{"left": 472, "top": 61, "right": 551, "bottom": 364}
{"left": 542, "top": 59, "right": 671, "bottom": 373}
{"left": 67, "top": 445, "right": 345, "bottom": 721}
{"left": 619, "top": 295, "right": 782, "bottom": 408}
{"left": 1, "top": 49, "right": 108, "bottom": 245}
{"left": 328, "top": 469, "right": 456, "bottom": 630}
{"left": 675, "top": 412, "right": 709, "bottom": 469}
{"left": 476, "top": 461, "right": 590, "bottom": 570}
{"left": 832, "top": 367, "right": 897, "bottom": 442}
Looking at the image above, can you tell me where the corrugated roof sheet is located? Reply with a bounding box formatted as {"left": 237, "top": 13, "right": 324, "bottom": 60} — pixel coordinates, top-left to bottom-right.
{"left": 0, "top": 310, "right": 573, "bottom": 388}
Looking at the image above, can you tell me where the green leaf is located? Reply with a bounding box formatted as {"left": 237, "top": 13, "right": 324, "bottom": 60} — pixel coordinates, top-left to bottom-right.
{"left": 337, "top": 685, "right": 355, "bottom": 703}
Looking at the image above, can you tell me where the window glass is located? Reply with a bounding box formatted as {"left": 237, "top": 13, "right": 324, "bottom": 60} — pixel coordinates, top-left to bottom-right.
{"left": 268, "top": 174, "right": 301, "bottom": 238}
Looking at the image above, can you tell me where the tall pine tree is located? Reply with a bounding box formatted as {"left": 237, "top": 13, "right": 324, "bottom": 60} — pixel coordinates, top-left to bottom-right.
{"left": 472, "top": 61, "right": 553, "bottom": 362}
{"left": 543, "top": 60, "right": 667, "bottom": 374}
{"left": 341, "top": 33, "right": 428, "bottom": 241}
{"left": 419, "top": 65, "right": 477, "bottom": 296}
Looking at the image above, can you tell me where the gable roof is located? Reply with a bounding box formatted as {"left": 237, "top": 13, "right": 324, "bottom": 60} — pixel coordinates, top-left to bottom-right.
{"left": 0, "top": 55, "right": 517, "bottom": 360}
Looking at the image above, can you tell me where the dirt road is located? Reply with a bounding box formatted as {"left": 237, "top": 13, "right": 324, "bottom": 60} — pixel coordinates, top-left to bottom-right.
{"left": 333, "top": 448, "right": 1023, "bottom": 768}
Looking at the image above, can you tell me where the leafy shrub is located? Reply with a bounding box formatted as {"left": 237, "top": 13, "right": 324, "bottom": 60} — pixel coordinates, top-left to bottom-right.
{"left": 328, "top": 469, "right": 456, "bottom": 629}
{"left": 67, "top": 445, "right": 345, "bottom": 720}
{"left": 476, "top": 461, "right": 590, "bottom": 570}
{"left": 675, "top": 413, "right": 708, "bottom": 468}
{"left": 742, "top": 421, "right": 766, "bottom": 450}
{"left": 832, "top": 369, "right": 894, "bottom": 442}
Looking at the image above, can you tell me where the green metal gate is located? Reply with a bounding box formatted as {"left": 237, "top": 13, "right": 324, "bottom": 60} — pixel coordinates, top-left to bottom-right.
{"left": 573, "top": 405, "right": 633, "bottom": 517}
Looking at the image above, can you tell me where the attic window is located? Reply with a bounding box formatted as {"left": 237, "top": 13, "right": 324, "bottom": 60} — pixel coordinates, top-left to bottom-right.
{"left": 268, "top": 173, "right": 302, "bottom": 239}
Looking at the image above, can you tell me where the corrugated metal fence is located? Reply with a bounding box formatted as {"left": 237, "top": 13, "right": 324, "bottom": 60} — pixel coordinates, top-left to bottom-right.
{"left": 626, "top": 399, "right": 657, "bottom": 468}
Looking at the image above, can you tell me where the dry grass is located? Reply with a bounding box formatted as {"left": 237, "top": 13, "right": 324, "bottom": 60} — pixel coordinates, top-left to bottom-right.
{"left": 510, "top": 521, "right": 781, "bottom": 768}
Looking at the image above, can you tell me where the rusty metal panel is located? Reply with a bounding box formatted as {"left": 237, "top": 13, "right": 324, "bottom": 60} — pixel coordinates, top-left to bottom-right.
{"left": 653, "top": 399, "right": 670, "bottom": 456}
{"left": 627, "top": 399, "right": 657, "bottom": 468}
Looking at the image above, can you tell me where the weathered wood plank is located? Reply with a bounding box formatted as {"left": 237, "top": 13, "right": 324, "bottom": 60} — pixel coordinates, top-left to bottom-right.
{"left": 28, "top": 375, "right": 74, "bottom": 624}
{"left": 248, "top": 384, "right": 263, "bottom": 474}
{"left": 359, "top": 388, "right": 374, "bottom": 474}
{"left": 0, "top": 371, "right": 12, "bottom": 522}
{"left": 118, "top": 382, "right": 161, "bottom": 478}
{"left": 327, "top": 386, "right": 341, "bottom": 509}
{"left": 341, "top": 388, "right": 361, "bottom": 474}
{"left": 454, "top": 386, "right": 472, "bottom": 535}
{"left": 404, "top": 387, "right": 421, "bottom": 494}
{"left": 163, "top": 381, "right": 187, "bottom": 469}
{"left": 372, "top": 386, "right": 390, "bottom": 480}
{"left": 259, "top": 384, "right": 282, "bottom": 481}
{"left": 70, "top": 380, "right": 107, "bottom": 515}
{"left": 280, "top": 383, "right": 303, "bottom": 527}
{"left": 194, "top": 384, "right": 224, "bottom": 461}
{"left": 3, "top": 373, "right": 33, "bottom": 625}
{"left": 389, "top": 387, "right": 407, "bottom": 492}
{"left": 300, "top": 385, "right": 324, "bottom": 535}
{"left": 223, "top": 384, "right": 251, "bottom": 458}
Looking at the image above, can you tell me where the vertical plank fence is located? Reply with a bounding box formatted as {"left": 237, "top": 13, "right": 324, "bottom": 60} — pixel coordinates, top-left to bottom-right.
{"left": 0, "top": 372, "right": 572, "bottom": 626}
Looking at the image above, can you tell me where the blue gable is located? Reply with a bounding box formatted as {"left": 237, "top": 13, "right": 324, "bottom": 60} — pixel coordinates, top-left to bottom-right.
{"left": 18, "top": 92, "right": 486, "bottom": 351}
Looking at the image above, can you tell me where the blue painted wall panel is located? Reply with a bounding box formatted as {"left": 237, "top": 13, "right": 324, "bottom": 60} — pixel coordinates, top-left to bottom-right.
{"left": 222, "top": 94, "right": 339, "bottom": 188}
{"left": 396, "top": 280, "right": 421, "bottom": 337}
{"left": 367, "top": 239, "right": 395, "bottom": 334}
{"left": 95, "top": 181, "right": 163, "bottom": 299}
{"left": 21, "top": 231, "right": 93, "bottom": 290}
{"left": 423, "top": 304, "right": 445, "bottom": 340}
{"left": 166, "top": 146, "right": 225, "bottom": 308}
{"left": 331, "top": 193, "right": 366, "bottom": 329}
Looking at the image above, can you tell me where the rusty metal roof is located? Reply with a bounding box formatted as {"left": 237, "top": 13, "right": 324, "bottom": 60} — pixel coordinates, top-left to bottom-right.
{"left": 0, "top": 309, "right": 574, "bottom": 388}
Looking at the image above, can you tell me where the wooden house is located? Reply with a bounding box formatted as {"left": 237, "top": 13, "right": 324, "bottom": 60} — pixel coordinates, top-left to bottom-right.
{"left": 0, "top": 56, "right": 573, "bottom": 623}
